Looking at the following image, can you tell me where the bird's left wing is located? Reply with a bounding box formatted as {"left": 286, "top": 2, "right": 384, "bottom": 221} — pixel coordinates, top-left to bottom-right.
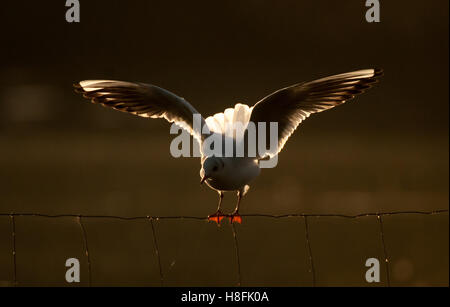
{"left": 74, "top": 80, "right": 207, "bottom": 143}
{"left": 249, "top": 69, "right": 383, "bottom": 157}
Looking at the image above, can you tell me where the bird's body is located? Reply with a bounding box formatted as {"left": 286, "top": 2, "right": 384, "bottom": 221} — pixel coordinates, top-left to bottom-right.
{"left": 200, "top": 157, "right": 260, "bottom": 192}
{"left": 74, "top": 68, "right": 383, "bottom": 223}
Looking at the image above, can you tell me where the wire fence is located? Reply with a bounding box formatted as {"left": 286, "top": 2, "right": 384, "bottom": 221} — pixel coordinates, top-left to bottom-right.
{"left": 1, "top": 209, "right": 448, "bottom": 287}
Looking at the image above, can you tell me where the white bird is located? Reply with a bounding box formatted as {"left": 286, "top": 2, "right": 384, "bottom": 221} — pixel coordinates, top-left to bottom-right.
{"left": 74, "top": 68, "right": 383, "bottom": 223}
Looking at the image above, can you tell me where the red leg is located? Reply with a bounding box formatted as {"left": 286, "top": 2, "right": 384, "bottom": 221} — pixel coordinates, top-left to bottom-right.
{"left": 208, "top": 192, "right": 225, "bottom": 225}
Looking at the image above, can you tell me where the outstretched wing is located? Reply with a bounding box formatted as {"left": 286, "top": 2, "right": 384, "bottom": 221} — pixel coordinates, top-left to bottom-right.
{"left": 249, "top": 68, "right": 383, "bottom": 157}
{"left": 74, "top": 80, "right": 207, "bottom": 143}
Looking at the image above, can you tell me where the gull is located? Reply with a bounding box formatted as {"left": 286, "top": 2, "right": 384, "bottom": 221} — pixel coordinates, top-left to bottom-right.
{"left": 74, "top": 68, "right": 383, "bottom": 224}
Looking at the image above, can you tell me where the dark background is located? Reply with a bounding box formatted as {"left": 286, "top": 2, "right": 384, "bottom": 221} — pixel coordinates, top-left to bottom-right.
{"left": 0, "top": 0, "right": 448, "bottom": 286}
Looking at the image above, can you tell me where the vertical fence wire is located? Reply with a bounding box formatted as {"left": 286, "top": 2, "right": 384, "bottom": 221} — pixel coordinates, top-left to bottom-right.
{"left": 377, "top": 215, "right": 391, "bottom": 286}
{"left": 303, "top": 216, "right": 316, "bottom": 286}
{"left": 149, "top": 217, "right": 164, "bottom": 286}
{"left": 231, "top": 223, "right": 242, "bottom": 287}
{"left": 77, "top": 216, "right": 92, "bottom": 287}
{"left": 10, "top": 214, "right": 17, "bottom": 287}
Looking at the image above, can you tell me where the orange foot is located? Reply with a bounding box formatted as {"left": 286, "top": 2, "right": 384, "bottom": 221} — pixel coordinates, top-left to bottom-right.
{"left": 208, "top": 211, "right": 225, "bottom": 225}
{"left": 228, "top": 212, "right": 242, "bottom": 224}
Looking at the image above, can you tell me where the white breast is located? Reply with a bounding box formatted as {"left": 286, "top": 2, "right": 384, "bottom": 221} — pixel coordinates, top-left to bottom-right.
{"left": 205, "top": 157, "right": 260, "bottom": 192}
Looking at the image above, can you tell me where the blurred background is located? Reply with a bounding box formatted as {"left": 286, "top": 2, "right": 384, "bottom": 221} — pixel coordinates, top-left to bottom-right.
{"left": 0, "top": 0, "right": 448, "bottom": 286}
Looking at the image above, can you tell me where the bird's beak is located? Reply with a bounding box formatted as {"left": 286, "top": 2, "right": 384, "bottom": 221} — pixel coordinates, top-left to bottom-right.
{"left": 200, "top": 175, "right": 210, "bottom": 185}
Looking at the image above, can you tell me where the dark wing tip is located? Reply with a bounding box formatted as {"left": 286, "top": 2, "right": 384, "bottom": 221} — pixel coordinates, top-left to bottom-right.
{"left": 73, "top": 82, "right": 84, "bottom": 94}
{"left": 366, "top": 68, "right": 384, "bottom": 86}
{"left": 373, "top": 68, "right": 384, "bottom": 78}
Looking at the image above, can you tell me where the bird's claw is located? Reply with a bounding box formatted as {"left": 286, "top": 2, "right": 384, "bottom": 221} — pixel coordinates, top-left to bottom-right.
{"left": 208, "top": 211, "right": 225, "bottom": 225}
{"left": 228, "top": 212, "right": 242, "bottom": 224}
{"left": 208, "top": 211, "right": 242, "bottom": 224}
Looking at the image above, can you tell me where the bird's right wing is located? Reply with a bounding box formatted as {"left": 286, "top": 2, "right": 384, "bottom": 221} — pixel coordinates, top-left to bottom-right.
{"left": 74, "top": 80, "right": 207, "bottom": 144}
{"left": 249, "top": 69, "right": 383, "bottom": 158}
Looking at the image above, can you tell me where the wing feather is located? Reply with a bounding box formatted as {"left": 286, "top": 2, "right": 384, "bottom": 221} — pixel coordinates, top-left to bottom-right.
{"left": 74, "top": 80, "right": 207, "bottom": 143}
{"left": 249, "top": 69, "right": 383, "bottom": 157}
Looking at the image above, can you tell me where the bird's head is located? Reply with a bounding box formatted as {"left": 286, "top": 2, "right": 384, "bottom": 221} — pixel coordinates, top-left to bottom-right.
{"left": 200, "top": 156, "right": 225, "bottom": 184}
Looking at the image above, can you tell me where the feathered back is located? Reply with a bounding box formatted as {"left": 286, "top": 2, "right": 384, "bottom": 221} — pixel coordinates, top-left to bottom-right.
{"left": 205, "top": 103, "right": 253, "bottom": 139}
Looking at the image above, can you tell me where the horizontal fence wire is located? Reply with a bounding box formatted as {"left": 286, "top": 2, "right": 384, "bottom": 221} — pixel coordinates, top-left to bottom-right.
{"left": 2, "top": 210, "right": 447, "bottom": 220}
{"left": 1, "top": 209, "right": 448, "bottom": 286}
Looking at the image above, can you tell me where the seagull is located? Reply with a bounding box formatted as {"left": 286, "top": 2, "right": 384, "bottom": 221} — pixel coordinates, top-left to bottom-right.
{"left": 74, "top": 68, "right": 383, "bottom": 224}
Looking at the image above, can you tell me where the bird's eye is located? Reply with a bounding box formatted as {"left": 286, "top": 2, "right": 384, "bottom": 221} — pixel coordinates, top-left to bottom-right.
{"left": 213, "top": 166, "right": 218, "bottom": 172}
